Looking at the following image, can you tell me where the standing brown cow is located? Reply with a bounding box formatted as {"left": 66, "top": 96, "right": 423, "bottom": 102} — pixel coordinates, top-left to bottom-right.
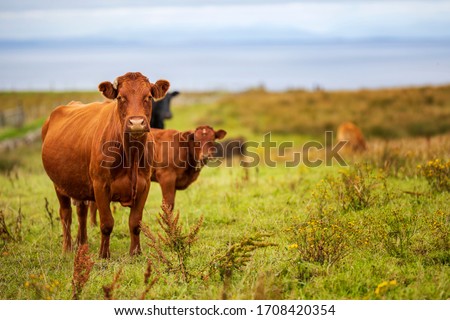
{"left": 41, "top": 72, "right": 169, "bottom": 258}
{"left": 337, "top": 122, "right": 367, "bottom": 152}
{"left": 89, "top": 125, "right": 226, "bottom": 226}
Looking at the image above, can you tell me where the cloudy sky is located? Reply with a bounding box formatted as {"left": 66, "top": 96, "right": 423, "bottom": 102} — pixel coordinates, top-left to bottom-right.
{"left": 0, "top": 1, "right": 449, "bottom": 90}
{"left": 1, "top": 0, "right": 450, "bottom": 44}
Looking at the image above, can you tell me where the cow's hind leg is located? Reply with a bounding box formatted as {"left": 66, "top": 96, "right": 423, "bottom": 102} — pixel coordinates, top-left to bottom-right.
{"left": 88, "top": 201, "right": 98, "bottom": 226}
{"left": 157, "top": 172, "right": 177, "bottom": 212}
{"left": 76, "top": 201, "right": 88, "bottom": 247}
{"left": 55, "top": 187, "right": 72, "bottom": 253}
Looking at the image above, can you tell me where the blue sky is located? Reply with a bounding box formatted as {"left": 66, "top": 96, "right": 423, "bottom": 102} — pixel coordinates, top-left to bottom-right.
{"left": 1, "top": 0, "right": 450, "bottom": 44}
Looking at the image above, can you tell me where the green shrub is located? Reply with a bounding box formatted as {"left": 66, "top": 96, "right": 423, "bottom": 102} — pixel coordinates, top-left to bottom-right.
{"left": 419, "top": 159, "right": 450, "bottom": 192}
{"left": 287, "top": 216, "right": 359, "bottom": 266}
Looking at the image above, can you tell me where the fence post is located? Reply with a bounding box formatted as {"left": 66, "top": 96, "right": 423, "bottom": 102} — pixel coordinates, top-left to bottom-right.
{"left": 17, "top": 104, "right": 25, "bottom": 128}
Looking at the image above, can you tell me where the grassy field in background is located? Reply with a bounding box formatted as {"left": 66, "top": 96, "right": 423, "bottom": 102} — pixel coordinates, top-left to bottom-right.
{"left": 207, "top": 85, "right": 450, "bottom": 139}
{"left": 1, "top": 84, "right": 450, "bottom": 141}
{"left": 0, "top": 87, "right": 449, "bottom": 300}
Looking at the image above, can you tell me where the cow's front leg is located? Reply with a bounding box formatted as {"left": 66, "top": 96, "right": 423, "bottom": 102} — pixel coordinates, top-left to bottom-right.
{"left": 94, "top": 183, "right": 114, "bottom": 259}
{"left": 129, "top": 182, "right": 150, "bottom": 256}
{"left": 76, "top": 201, "right": 88, "bottom": 246}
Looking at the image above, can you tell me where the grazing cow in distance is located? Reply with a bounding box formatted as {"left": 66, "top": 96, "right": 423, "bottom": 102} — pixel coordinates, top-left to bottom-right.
{"left": 41, "top": 72, "right": 170, "bottom": 258}
{"left": 337, "top": 121, "right": 367, "bottom": 152}
{"left": 150, "top": 91, "right": 180, "bottom": 129}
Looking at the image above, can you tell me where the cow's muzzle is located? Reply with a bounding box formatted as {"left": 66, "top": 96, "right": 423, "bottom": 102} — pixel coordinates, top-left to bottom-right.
{"left": 200, "top": 153, "right": 211, "bottom": 164}
{"left": 126, "top": 116, "right": 150, "bottom": 134}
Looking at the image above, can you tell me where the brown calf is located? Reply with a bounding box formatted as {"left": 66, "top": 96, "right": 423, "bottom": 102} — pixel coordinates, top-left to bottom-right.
{"left": 42, "top": 72, "right": 170, "bottom": 258}
{"left": 151, "top": 125, "right": 227, "bottom": 210}
{"left": 89, "top": 125, "right": 226, "bottom": 225}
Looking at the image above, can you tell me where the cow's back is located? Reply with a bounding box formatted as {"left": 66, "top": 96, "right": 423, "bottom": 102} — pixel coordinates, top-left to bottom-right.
{"left": 42, "top": 101, "right": 113, "bottom": 200}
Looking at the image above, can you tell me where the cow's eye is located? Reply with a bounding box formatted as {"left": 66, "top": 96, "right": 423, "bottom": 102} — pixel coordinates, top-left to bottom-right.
{"left": 144, "top": 97, "right": 150, "bottom": 103}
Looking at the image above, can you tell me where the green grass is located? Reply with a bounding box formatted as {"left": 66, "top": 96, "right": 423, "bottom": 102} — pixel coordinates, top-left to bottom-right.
{"left": 0, "top": 91, "right": 103, "bottom": 112}
{"left": 0, "top": 117, "right": 46, "bottom": 141}
{"left": 0, "top": 89, "right": 449, "bottom": 300}
{"left": 1, "top": 139, "right": 449, "bottom": 299}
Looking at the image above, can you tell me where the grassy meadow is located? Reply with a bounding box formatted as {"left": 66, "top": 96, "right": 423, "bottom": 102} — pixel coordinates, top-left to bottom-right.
{"left": 0, "top": 86, "right": 449, "bottom": 300}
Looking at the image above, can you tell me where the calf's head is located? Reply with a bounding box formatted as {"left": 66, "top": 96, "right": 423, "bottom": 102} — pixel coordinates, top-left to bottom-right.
{"left": 183, "top": 126, "right": 227, "bottom": 165}
{"left": 99, "top": 72, "right": 170, "bottom": 138}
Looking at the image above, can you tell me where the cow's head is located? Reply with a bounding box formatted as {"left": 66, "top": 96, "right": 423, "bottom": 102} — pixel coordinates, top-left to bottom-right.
{"left": 182, "top": 126, "right": 227, "bottom": 167}
{"left": 98, "top": 72, "right": 170, "bottom": 138}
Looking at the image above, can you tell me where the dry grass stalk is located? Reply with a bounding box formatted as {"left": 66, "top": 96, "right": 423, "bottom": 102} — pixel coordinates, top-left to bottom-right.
{"left": 141, "top": 205, "right": 204, "bottom": 282}
{"left": 0, "top": 209, "right": 14, "bottom": 242}
{"left": 211, "top": 233, "right": 276, "bottom": 280}
{"left": 72, "top": 244, "right": 94, "bottom": 300}
{"left": 139, "top": 259, "right": 159, "bottom": 300}
{"left": 44, "top": 197, "right": 54, "bottom": 229}
{"left": 103, "top": 268, "right": 123, "bottom": 300}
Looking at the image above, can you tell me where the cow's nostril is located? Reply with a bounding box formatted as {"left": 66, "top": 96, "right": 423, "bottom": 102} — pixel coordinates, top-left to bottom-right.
{"left": 129, "top": 118, "right": 145, "bottom": 126}
{"left": 127, "top": 117, "right": 149, "bottom": 133}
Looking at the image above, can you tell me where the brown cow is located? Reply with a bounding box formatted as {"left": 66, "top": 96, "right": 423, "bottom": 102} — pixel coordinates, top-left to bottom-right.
{"left": 337, "top": 122, "right": 367, "bottom": 153}
{"left": 89, "top": 125, "right": 227, "bottom": 225}
{"left": 42, "top": 72, "right": 170, "bottom": 258}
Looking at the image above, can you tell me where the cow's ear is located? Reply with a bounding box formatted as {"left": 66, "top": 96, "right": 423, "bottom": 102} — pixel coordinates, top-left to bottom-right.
{"left": 151, "top": 80, "right": 170, "bottom": 101}
{"left": 181, "top": 131, "right": 194, "bottom": 141}
{"left": 98, "top": 81, "right": 118, "bottom": 99}
{"left": 215, "top": 129, "right": 227, "bottom": 140}
{"left": 171, "top": 91, "right": 180, "bottom": 97}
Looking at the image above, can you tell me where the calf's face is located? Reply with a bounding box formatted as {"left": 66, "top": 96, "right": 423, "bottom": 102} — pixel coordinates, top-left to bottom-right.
{"left": 184, "top": 126, "right": 227, "bottom": 164}
{"left": 99, "top": 72, "right": 170, "bottom": 138}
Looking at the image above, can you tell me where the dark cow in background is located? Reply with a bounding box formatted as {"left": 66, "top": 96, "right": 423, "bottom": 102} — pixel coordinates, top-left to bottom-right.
{"left": 212, "top": 137, "right": 247, "bottom": 163}
{"left": 42, "top": 72, "right": 170, "bottom": 258}
{"left": 151, "top": 91, "right": 180, "bottom": 129}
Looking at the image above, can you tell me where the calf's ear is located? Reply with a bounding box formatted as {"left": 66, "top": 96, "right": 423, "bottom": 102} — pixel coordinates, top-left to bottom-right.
{"left": 98, "top": 81, "right": 118, "bottom": 99}
{"left": 215, "top": 129, "right": 227, "bottom": 140}
{"left": 151, "top": 80, "right": 170, "bottom": 101}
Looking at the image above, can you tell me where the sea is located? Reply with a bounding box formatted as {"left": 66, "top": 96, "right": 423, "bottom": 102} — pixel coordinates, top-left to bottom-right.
{"left": 0, "top": 40, "right": 449, "bottom": 92}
